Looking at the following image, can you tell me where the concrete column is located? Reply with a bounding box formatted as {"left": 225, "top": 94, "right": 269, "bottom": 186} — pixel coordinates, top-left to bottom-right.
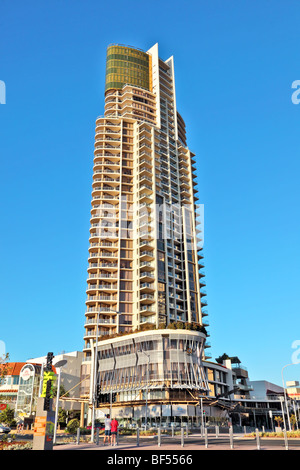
{"left": 80, "top": 401, "right": 85, "bottom": 428}
{"left": 33, "top": 398, "right": 55, "bottom": 450}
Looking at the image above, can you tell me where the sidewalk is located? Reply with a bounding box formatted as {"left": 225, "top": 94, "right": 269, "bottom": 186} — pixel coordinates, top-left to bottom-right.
{"left": 53, "top": 434, "right": 300, "bottom": 451}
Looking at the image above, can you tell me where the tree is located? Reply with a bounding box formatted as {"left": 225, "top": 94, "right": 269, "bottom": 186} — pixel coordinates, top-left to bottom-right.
{"left": 57, "top": 408, "right": 67, "bottom": 429}
{"left": 65, "top": 418, "right": 80, "bottom": 434}
{"left": 215, "top": 354, "right": 230, "bottom": 364}
{"left": 290, "top": 414, "right": 297, "bottom": 431}
{"left": 274, "top": 416, "right": 283, "bottom": 429}
{"left": 0, "top": 405, "right": 15, "bottom": 426}
{"left": 0, "top": 353, "right": 10, "bottom": 383}
{"left": 52, "top": 383, "right": 69, "bottom": 398}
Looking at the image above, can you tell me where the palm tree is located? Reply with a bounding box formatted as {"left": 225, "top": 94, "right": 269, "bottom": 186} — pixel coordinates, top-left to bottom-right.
{"left": 274, "top": 416, "right": 283, "bottom": 429}
{"left": 290, "top": 414, "right": 297, "bottom": 431}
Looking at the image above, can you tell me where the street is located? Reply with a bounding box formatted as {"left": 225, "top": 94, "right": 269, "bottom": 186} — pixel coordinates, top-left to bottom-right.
{"left": 52, "top": 433, "right": 300, "bottom": 451}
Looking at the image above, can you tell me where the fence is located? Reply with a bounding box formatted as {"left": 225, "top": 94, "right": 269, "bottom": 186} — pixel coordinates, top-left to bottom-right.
{"left": 53, "top": 425, "right": 300, "bottom": 450}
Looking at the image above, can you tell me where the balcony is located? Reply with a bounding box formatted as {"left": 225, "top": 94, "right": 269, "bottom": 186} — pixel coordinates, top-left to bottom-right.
{"left": 234, "top": 381, "right": 253, "bottom": 392}
{"left": 86, "top": 302, "right": 117, "bottom": 313}
{"left": 139, "top": 251, "right": 155, "bottom": 261}
{"left": 232, "top": 365, "right": 249, "bottom": 379}
{"left": 85, "top": 305, "right": 117, "bottom": 314}
{"left": 140, "top": 294, "right": 155, "bottom": 304}
{"left": 140, "top": 282, "right": 155, "bottom": 293}
{"left": 140, "top": 261, "right": 155, "bottom": 271}
{"left": 85, "top": 318, "right": 116, "bottom": 326}
{"left": 140, "top": 305, "right": 156, "bottom": 313}
{"left": 140, "top": 272, "right": 155, "bottom": 281}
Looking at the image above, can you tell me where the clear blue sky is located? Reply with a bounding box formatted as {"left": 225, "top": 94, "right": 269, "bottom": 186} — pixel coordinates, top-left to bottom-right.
{"left": 1, "top": 0, "right": 300, "bottom": 386}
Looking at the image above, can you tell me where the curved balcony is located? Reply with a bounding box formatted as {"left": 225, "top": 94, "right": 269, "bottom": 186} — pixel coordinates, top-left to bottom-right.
{"left": 140, "top": 293, "right": 155, "bottom": 305}
{"left": 91, "top": 195, "right": 119, "bottom": 205}
{"left": 95, "top": 251, "right": 118, "bottom": 259}
{"left": 92, "top": 177, "right": 120, "bottom": 188}
{"left": 140, "top": 261, "right": 155, "bottom": 272}
{"left": 85, "top": 306, "right": 117, "bottom": 317}
{"left": 140, "top": 282, "right": 155, "bottom": 293}
{"left": 92, "top": 186, "right": 120, "bottom": 196}
{"left": 85, "top": 317, "right": 117, "bottom": 327}
{"left": 139, "top": 271, "right": 155, "bottom": 282}
{"left": 139, "top": 250, "right": 154, "bottom": 261}
{"left": 88, "top": 242, "right": 118, "bottom": 253}
{"left": 89, "top": 232, "right": 119, "bottom": 243}
{"left": 86, "top": 288, "right": 118, "bottom": 303}
{"left": 139, "top": 305, "right": 156, "bottom": 314}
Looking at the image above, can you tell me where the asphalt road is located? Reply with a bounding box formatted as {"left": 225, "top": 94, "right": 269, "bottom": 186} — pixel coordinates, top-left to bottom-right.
{"left": 5, "top": 431, "right": 300, "bottom": 451}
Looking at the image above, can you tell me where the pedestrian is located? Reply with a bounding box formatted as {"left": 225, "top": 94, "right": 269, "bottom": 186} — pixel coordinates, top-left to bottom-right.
{"left": 103, "top": 414, "right": 111, "bottom": 445}
{"left": 110, "top": 417, "right": 119, "bottom": 446}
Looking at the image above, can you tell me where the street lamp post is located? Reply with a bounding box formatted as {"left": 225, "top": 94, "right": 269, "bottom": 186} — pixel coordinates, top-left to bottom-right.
{"left": 279, "top": 396, "right": 287, "bottom": 431}
{"left": 91, "top": 313, "right": 100, "bottom": 443}
{"left": 91, "top": 311, "right": 120, "bottom": 441}
{"left": 141, "top": 350, "right": 150, "bottom": 430}
{"left": 281, "top": 364, "right": 293, "bottom": 432}
{"left": 296, "top": 401, "right": 300, "bottom": 428}
{"left": 200, "top": 397, "right": 204, "bottom": 436}
{"left": 293, "top": 399, "right": 299, "bottom": 430}
{"left": 53, "top": 359, "right": 68, "bottom": 445}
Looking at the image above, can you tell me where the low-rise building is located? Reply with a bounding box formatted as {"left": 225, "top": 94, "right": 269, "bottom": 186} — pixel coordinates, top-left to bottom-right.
{"left": 0, "top": 362, "right": 28, "bottom": 407}
{"left": 26, "top": 351, "right": 84, "bottom": 414}
{"left": 0, "top": 351, "right": 84, "bottom": 428}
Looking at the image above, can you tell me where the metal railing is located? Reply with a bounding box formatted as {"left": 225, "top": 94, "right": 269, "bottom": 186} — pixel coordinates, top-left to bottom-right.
{"left": 55, "top": 424, "right": 298, "bottom": 450}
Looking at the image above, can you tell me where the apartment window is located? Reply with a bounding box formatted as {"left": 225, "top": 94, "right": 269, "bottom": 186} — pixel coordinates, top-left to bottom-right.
{"left": 120, "top": 250, "right": 131, "bottom": 258}
{"left": 120, "top": 281, "right": 132, "bottom": 290}
{"left": 119, "top": 292, "right": 132, "bottom": 301}
{"left": 119, "top": 303, "right": 132, "bottom": 313}
{"left": 158, "top": 251, "right": 165, "bottom": 282}
{"left": 121, "top": 239, "right": 133, "bottom": 248}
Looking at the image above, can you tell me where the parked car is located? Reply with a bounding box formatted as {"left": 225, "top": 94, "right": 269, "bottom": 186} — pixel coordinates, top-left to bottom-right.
{"left": 0, "top": 424, "right": 11, "bottom": 434}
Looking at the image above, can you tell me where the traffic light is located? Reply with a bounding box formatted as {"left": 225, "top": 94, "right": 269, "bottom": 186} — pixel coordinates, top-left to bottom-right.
{"left": 96, "top": 385, "right": 101, "bottom": 407}
{"left": 43, "top": 380, "right": 52, "bottom": 411}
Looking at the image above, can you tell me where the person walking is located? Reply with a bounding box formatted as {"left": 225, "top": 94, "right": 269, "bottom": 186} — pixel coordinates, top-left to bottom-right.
{"left": 103, "top": 414, "right": 112, "bottom": 446}
{"left": 110, "top": 417, "right": 119, "bottom": 446}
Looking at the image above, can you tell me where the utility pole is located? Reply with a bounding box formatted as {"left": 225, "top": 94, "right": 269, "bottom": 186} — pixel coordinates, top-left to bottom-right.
{"left": 91, "top": 314, "right": 100, "bottom": 442}
{"left": 281, "top": 364, "right": 293, "bottom": 431}
{"left": 141, "top": 350, "right": 150, "bottom": 430}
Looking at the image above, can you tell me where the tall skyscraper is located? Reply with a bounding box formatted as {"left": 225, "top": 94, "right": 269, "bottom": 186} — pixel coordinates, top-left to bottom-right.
{"left": 81, "top": 44, "right": 210, "bottom": 421}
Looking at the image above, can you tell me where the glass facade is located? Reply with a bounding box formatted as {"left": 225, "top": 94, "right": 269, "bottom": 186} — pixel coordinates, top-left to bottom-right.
{"left": 97, "top": 331, "right": 208, "bottom": 395}
{"left": 105, "top": 45, "right": 151, "bottom": 92}
{"left": 15, "top": 364, "right": 42, "bottom": 418}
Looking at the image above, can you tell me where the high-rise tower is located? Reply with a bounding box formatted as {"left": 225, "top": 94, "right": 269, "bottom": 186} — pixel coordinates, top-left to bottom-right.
{"left": 81, "top": 44, "right": 210, "bottom": 420}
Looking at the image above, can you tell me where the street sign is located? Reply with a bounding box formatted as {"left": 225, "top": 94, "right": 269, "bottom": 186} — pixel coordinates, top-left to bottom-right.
{"left": 20, "top": 366, "right": 33, "bottom": 381}
{"left": 41, "top": 371, "right": 55, "bottom": 398}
